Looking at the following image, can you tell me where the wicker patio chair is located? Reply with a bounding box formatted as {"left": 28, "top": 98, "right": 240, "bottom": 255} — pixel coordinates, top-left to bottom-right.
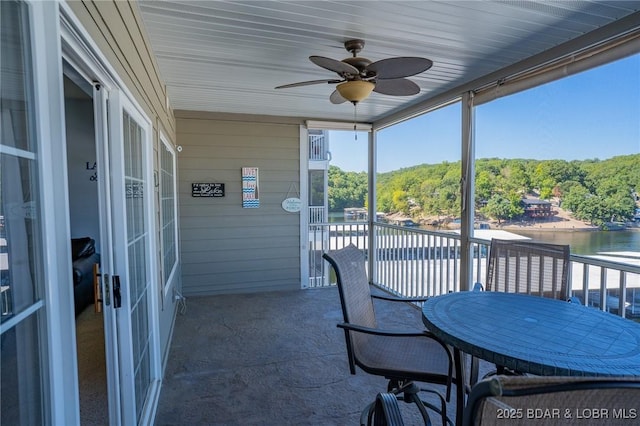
{"left": 479, "top": 239, "right": 572, "bottom": 301}
{"left": 463, "top": 375, "right": 640, "bottom": 426}
{"left": 323, "top": 244, "right": 455, "bottom": 426}
{"left": 470, "top": 239, "right": 574, "bottom": 383}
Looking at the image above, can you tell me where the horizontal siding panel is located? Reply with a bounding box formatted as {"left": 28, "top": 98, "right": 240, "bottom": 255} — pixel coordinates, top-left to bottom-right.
{"left": 178, "top": 118, "right": 298, "bottom": 138}
{"left": 182, "top": 268, "right": 300, "bottom": 290}
{"left": 178, "top": 167, "right": 299, "bottom": 178}
{"left": 179, "top": 156, "right": 299, "bottom": 171}
{"left": 183, "top": 267, "right": 298, "bottom": 284}
{"left": 183, "top": 280, "right": 298, "bottom": 297}
{"left": 177, "top": 133, "right": 297, "bottom": 149}
{"left": 177, "top": 145, "right": 298, "bottom": 161}
{"left": 183, "top": 258, "right": 298, "bottom": 277}
{"left": 182, "top": 246, "right": 297, "bottom": 264}
{"left": 178, "top": 209, "right": 299, "bottom": 222}
{"left": 180, "top": 237, "right": 298, "bottom": 254}
{"left": 178, "top": 195, "right": 300, "bottom": 208}
{"left": 180, "top": 224, "right": 297, "bottom": 241}
{"left": 180, "top": 236, "right": 298, "bottom": 253}
{"left": 178, "top": 214, "right": 298, "bottom": 229}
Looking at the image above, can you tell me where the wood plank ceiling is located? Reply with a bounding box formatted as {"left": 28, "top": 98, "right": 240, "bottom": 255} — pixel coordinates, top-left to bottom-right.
{"left": 137, "top": 1, "right": 640, "bottom": 123}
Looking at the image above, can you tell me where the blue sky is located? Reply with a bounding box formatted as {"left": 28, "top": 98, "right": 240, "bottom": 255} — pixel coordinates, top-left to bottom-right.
{"left": 329, "top": 53, "right": 640, "bottom": 173}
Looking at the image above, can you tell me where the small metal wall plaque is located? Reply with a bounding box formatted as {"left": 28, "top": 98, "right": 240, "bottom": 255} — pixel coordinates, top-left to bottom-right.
{"left": 192, "top": 183, "right": 225, "bottom": 197}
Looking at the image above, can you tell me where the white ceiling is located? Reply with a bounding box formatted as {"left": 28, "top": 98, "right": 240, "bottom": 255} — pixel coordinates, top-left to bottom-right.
{"left": 137, "top": 1, "right": 640, "bottom": 123}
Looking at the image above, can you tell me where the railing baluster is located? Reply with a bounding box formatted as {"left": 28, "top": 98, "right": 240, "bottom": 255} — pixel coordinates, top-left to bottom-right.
{"left": 582, "top": 263, "right": 590, "bottom": 306}
{"left": 600, "top": 267, "right": 608, "bottom": 312}
{"left": 620, "top": 272, "right": 627, "bottom": 319}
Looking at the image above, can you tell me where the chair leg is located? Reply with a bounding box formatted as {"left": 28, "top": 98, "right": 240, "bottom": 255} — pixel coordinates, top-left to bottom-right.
{"left": 469, "top": 355, "right": 479, "bottom": 387}
{"left": 402, "top": 385, "right": 431, "bottom": 425}
{"left": 370, "top": 393, "right": 406, "bottom": 426}
{"left": 362, "top": 380, "right": 452, "bottom": 426}
{"left": 362, "top": 400, "right": 376, "bottom": 426}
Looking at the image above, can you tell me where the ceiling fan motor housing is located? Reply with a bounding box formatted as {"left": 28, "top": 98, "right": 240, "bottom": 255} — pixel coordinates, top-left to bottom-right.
{"left": 342, "top": 57, "right": 373, "bottom": 77}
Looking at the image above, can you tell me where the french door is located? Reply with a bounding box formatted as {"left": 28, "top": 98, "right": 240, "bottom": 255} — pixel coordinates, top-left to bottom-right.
{"left": 104, "top": 90, "right": 161, "bottom": 425}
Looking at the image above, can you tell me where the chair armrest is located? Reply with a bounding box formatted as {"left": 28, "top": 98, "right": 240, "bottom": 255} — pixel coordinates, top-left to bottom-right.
{"left": 371, "top": 293, "right": 429, "bottom": 303}
{"left": 568, "top": 296, "right": 582, "bottom": 304}
{"left": 337, "top": 322, "right": 436, "bottom": 338}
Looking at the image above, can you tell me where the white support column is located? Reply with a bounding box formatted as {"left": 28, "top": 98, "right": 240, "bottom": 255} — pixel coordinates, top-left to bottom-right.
{"left": 299, "top": 125, "right": 309, "bottom": 288}
{"left": 460, "top": 91, "right": 476, "bottom": 291}
{"left": 368, "top": 129, "right": 377, "bottom": 284}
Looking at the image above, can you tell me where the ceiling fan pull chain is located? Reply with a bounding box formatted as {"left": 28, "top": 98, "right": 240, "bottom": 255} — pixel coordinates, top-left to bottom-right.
{"left": 353, "top": 104, "right": 358, "bottom": 141}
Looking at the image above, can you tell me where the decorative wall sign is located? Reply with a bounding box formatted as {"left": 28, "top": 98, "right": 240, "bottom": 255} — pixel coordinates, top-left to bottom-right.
{"left": 282, "top": 183, "right": 301, "bottom": 213}
{"left": 242, "top": 167, "right": 259, "bottom": 208}
{"left": 281, "top": 197, "right": 302, "bottom": 212}
{"left": 192, "top": 183, "right": 225, "bottom": 197}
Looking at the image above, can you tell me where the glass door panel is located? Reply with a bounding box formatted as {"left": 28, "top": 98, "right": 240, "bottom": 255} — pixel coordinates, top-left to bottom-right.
{"left": 0, "top": 1, "right": 45, "bottom": 424}
{"left": 113, "top": 105, "right": 157, "bottom": 424}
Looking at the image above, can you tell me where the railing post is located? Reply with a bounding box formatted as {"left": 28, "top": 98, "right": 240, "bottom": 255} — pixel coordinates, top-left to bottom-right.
{"left": 368, "top": 129, "right": 377, "bottom": 284}
{"left": 460, "top": 91, "right": 475, "bottom": 291}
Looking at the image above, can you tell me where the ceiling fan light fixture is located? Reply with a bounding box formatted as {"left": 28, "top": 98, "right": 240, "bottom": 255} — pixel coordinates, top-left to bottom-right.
{"left": 336, "top": 80, "right": 375, "bottom": 103}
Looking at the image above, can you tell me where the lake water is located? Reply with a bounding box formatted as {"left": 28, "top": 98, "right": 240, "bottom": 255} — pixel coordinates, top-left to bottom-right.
{"left": 503, "top": 229, "right": 640, "bottom": 255}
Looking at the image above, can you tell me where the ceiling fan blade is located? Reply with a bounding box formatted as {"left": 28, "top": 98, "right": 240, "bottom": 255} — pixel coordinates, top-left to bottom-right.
{"left": 310, "top": 56, "right": 359, "bottom": 76}
{"left": 373, "top": 78, "right": 420, "bottom": 96}
{"left": 329, "top": 90, "right": 348, "bottom": 104}
{"left": 367, "top": 57, "right": 433, "bottom": 80}
{"left": 275, "top": 79, "right": 342, "bottom": 89}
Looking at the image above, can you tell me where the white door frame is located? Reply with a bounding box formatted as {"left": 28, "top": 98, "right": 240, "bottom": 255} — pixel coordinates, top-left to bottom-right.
{"left": 12, "top": 1, "right": 78, "bottom": 424}
{"left": 59, "top": 3, "right": 161, "bottom": 424}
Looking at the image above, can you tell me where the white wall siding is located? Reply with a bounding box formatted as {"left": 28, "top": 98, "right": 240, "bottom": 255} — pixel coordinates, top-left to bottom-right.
{"left": 177, "top": 112, "right": 302, "bottom": 296}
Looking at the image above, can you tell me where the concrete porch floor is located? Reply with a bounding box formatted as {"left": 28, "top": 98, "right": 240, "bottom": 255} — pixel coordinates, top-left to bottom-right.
{"left": 155, "top": 286, "right": 480, "bottom": 425}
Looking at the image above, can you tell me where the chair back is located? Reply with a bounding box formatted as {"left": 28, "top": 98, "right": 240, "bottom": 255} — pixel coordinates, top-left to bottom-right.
{"left": 323, "top": 244, "right": 377, "bottom": 373}
{"left": 463, "top": 375, "right": 640, "bottom": 426}
{"left": 323, "top": 244, "right": 377, "bottom": 329}
{"left": 486, "top": 239, "right": 570, "bottom": 300}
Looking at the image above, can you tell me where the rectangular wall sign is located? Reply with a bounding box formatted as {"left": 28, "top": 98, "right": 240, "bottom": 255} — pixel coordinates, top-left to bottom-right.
{"left": 242, "top": 167, "right": 259, "bottom": 208}
{"left": 192, "top": 183, "right": 225, "bottom": 197}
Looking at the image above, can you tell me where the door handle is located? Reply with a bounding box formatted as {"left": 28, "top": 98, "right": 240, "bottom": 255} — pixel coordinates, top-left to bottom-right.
{"left": 113, "top": 275, "right": 122, "bottom": 309}
{"left": 103, "top": 273, "right": 111, "bottom": 306}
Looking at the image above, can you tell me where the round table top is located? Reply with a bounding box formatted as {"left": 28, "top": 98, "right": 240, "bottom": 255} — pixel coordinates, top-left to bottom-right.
{"left": 422, "top": 291, "right": 640, "bottom": 377}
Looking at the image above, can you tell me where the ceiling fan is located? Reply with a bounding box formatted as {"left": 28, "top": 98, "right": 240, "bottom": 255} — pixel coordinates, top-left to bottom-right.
{"left": 275, "top": 39, "right": 433, "bottom": 105}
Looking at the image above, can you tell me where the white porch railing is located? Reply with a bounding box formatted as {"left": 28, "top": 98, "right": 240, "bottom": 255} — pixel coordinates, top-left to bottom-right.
{"left": 309, "top": 206, "right": 326, "bottom": 224}
{"left": 309, "top": 133, "right": 329, "bottom": 161}
{"left": 309, "top": 221, "right": 640, "bottom": 319}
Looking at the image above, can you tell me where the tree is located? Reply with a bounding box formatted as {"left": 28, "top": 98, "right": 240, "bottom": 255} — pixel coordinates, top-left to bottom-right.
{"left": 328, "top": 166, "right": 367, "bottom": 211}
{"left": 369, "top": 154, "right": 639, "bottom": 225}
{"left": 483, "top": 195, "right": 512, "bottom": 224}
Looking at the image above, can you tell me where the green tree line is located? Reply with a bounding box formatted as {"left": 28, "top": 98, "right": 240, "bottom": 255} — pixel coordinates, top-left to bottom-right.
{"left": 328, "top": 154, "right": 640, "bottom": 226}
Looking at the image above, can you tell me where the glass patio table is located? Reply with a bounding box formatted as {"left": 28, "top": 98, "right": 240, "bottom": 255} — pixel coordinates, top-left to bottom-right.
{"left": 422, "top": 291, "right": 640, "bottom": 425}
